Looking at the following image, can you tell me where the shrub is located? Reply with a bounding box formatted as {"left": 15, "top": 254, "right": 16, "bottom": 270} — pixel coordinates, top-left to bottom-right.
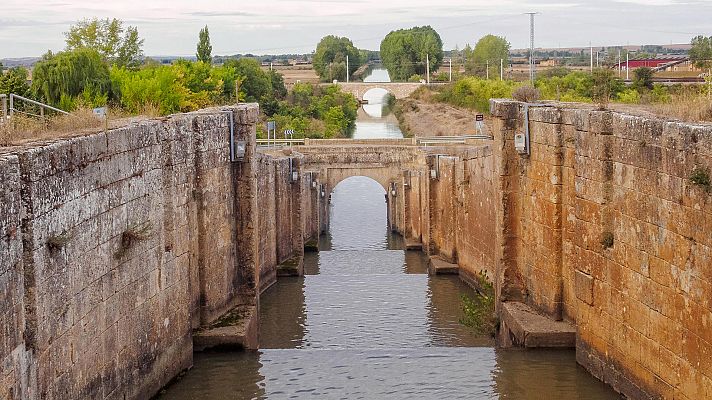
{"left": 435, "top": 77, "right": 520, "bottom": 113}
{"left": 690, "top": 166, "right": 711, "bottom": 192}
{"left": 459, "top": 271, "right": 497, "bottom": 336}
{"left": 512, "top": 85, "right": 540, "bottom": 102}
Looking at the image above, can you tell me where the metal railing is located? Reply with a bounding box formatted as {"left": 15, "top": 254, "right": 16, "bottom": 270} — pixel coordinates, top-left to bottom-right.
{"left": 256, "top": 135, "right": 493, "bottom": 148}
{"left": 415, "top": 134, "right": 492, "bottom": 146}
{"left": 256, "top": 138, "right": 306, "bottom": 147}
{"left": 7, "top": 93, "right": 69, "bottom": 120}
{"left": 1, "top": 94, "right": 7, "bottom": 124}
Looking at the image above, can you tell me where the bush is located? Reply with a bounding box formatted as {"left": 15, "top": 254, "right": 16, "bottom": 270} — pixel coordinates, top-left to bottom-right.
{"left": 435, "top": 77, "right": 520, "bottom": 113}
{"left": 535, "top": 71, "right": 594, "bottom": 102}
{"left": 591, "top": 68, "right": 623, "bottom": 109}
{"left": 617, "top": 88, "right": 641, "bottom": 104}
{"left": 633, "top": 67, "right": 654, "bottom": 91}
{"left": 512, "top": 85, "right": 540, "bottom": 102}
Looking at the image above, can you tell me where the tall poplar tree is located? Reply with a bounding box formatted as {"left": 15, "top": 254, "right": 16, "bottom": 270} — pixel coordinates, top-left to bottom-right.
{"left": 196, "top": 25, "right": 213, "bottom": 64}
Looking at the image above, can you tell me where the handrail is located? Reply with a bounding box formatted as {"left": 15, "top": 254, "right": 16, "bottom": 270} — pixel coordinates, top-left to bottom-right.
{"left": 256, "top": 138, "right": 306, "bottom": 147}
{"left": 1, "top": 94, "right": 7, "bottom": 123}
{"left": 255, "top": 135, "right": 492, "bottom": 148}
{"left": 9, "top": 93, "right": 69, "bottom": 119}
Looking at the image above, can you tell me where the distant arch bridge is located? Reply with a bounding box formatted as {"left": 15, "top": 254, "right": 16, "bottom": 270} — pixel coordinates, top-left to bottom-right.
{"left": 331, "top": 82, "right": 428, "bottom": 100}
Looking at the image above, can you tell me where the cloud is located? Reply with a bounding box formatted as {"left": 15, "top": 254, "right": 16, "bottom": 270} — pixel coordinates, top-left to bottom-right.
{"left": 1, "top": 0, "right": 710, "bottom": 57}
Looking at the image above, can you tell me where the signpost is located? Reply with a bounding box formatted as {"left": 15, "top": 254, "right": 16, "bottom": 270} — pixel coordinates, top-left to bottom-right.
{"left": 93, "top": 107, "right": 108, "bottom": 132}
{"left": 267, "top": 121, "right": 276, "bottom": 147}
{"left": 284, "top": 129, "right": 295, "bottom": 147}
{"left": 475, "top": 114, "right": 485, "bottom": 136}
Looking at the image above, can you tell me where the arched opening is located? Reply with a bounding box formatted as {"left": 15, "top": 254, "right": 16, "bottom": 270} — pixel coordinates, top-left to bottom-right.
{"left": 362, "top": 88, "right": 391, "bottom": 118}
{"left": 322, "top": 176, "right": 388, "bottom": 251}
{"left": 354, "top": 88, "right": 403, "bottom": 139}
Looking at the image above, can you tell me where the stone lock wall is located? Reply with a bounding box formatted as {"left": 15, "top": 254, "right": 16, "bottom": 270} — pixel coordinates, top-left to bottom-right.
{"left": 490, "top": 100, "right": 712, "bottom": 399}
{"left": 0, "top": 154, "right": 31, "bottom": 400}
{"left": 254, "top": 150, "right": 309, "bottom": 293}
{"left": 0, "top": 105, "right": 266, "bottom": 400}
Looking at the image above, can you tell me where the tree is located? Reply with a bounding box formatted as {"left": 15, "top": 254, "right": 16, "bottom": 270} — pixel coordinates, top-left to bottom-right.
{"left": 312, "top": 36, "right": 362, "bottom": 82}
{"left": 0, "top": 67, "right": 30, "bottom": 96}
{"left": 690, "top": 35, "right": 712, "bottom": 98}
{"left": 380, "top": 26, "right": 443, "bottom": 81}
{"left": 222, "top": 58, "right": 271, "bottom": 101}
{"left": 31, "top": 48, "right": 111, "bottom": 108}
{"left": 591, "top": 68, "right": 623, "bottom": 109}
{"left": 465, "top": 35, "right": 510, "bottom": 78}
{"left": 196, "top": 25, "right": 213, "bottom": 64}
{"left": 633, "top": 67, "right": 654, "bottom": 90}
{"left": 64, "top": 18, "right": 144, "bottom": 68}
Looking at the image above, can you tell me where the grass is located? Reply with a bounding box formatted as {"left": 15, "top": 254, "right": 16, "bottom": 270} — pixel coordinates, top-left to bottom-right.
{"left": 460, "top": 271, "right": 497, "bottom": 337}
{"left": 601, "top": 231, "right": 615, "bottom": 249}
{"left": 0, "top": 106, "right": 151, "bottom": 147}
{"left": 1, "top": 108, "right": 104, "bottom": 146}
{"left": 114, "top": 222, "right": 153, "bottom": 260}
{"left": 47, "top": 232, "right": 72, "bottom": 251}
{"left": 652, "top": 94, "right": 712, "bottom": 123}
{"left": 690, "top": 167, "right": 711, "bottom": 192}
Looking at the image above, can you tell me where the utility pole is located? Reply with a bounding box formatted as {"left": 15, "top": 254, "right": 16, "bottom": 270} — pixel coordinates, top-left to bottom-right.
{"left": 596, "top": 51, "right": 599, "bottom": 67}
{"left": 500, "top": 58, "right": 504, "bottom": 80}
{"left": 426, "top": 54, "right": 430, "bottom": 85}
{"left": 270, "top": 62, "right": 273, "bottom": 71}
{"left": 590, "top": 43, "right": 593, "bottom": 72}
{"left": 618, "top": 49, "right": 621, "bottom": 77}
{"left": 486, "top": 60, "right": 490, "bottom": 80}
{"left": 449, "top": 58, "right": 452, "bottom": 82}
{"left": 526, "top": 12, "right": 537, "bottom": 83}
{"left": 346, "top": 55, "right": 349, "bottom": 83}
{"left": 626, "top": 52, "right": 629, "bottom": 80}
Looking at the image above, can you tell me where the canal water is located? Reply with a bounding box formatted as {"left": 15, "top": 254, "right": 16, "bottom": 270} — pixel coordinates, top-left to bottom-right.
{"left": 158, "top": 69, "right": 620, "bottom": 399}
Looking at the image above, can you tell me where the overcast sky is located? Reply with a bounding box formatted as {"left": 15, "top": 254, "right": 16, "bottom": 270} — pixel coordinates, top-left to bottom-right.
{"left": 1, "top": 0, "right": 711, "bottom": 58}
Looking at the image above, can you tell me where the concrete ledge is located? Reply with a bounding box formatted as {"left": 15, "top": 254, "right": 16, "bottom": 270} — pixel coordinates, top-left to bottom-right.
{"left": 193, "top": 305, "right": 258, "bottom": 351}
{"left": 405, "top": 240, "right": 423, "bottom": 250}
{"left": 498, "top": 302, "right": 575, "bottom": 348}
{"left": 304, "top": 239, "right": 319, "bottom": 252}
{"left": 428, "top": 256, "right": 459, "bottom": 275}
{"left": 276, "top": 256, "right": 304, "bottom": 277}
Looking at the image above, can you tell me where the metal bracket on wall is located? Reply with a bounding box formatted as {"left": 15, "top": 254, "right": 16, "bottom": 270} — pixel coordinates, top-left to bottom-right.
{"left": 516, "top": 102, "right": 557, "bottom": 156}
{"left": 430, "top": 154, "right": 446, "bottom": 180}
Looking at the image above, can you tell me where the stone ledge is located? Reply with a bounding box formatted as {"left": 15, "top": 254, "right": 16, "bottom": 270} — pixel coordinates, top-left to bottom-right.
{"left": 276, "top": 256, "right": 304, "bottom": 277}
{"left": 405, "top": 240, "right": 422, "bottom": 250}
{"left": 193, "top": 305, "right": 258, "bottom": 351}
{"left": 498, "top": 302, "right": 575, "bottom": 348}
{"left": 304, "top": 239, "right": 319, "bottom": 252}
{"left": 428, "top": 256, "right": 459, "bottom": 275}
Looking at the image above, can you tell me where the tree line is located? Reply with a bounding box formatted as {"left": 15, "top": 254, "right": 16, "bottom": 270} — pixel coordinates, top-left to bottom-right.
{"left": 311, "top": 28, "right": 509, "bottom": 83}
{"left": 0, "top": 18, "right": 358, "bottom": 138}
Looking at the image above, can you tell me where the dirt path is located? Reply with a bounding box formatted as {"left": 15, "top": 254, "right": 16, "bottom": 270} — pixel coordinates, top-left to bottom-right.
{"left": 395, "top": 96, "right": 492, "bottom": 137}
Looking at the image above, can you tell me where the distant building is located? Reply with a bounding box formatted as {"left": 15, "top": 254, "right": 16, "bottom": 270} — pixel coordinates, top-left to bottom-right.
{"left": 615, "top": 56, "right": 700, "bottom": 72}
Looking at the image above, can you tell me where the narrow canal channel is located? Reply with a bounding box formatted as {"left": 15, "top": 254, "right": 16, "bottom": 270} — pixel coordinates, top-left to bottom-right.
{"left": 158, "top": 69, "right": 620, "bottom": 399}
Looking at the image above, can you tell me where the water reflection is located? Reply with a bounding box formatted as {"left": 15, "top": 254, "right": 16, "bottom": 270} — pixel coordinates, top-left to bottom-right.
{"left": 352, "top": 67, "right": 404, "bottom": 139}
{"left": 363, "top": 67, "right": 391, "bottom": 83}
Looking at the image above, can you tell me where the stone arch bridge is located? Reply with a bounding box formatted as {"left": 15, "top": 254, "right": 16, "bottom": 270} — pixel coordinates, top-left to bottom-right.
{"left": 293, "top": 138, "right": 427, "bottom": 234}
{"left": 331, "top": 82, "right": 426, "bottom": 100}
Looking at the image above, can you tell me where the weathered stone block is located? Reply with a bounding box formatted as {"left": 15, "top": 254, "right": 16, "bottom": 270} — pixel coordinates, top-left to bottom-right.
{"left": 575, "top": 270, "right": 594, "bottom": 305}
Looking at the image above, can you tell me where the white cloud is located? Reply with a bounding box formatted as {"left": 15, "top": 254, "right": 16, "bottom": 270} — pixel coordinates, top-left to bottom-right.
{"left": 1, "top": 0, "right": 710, "bottom": 57}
